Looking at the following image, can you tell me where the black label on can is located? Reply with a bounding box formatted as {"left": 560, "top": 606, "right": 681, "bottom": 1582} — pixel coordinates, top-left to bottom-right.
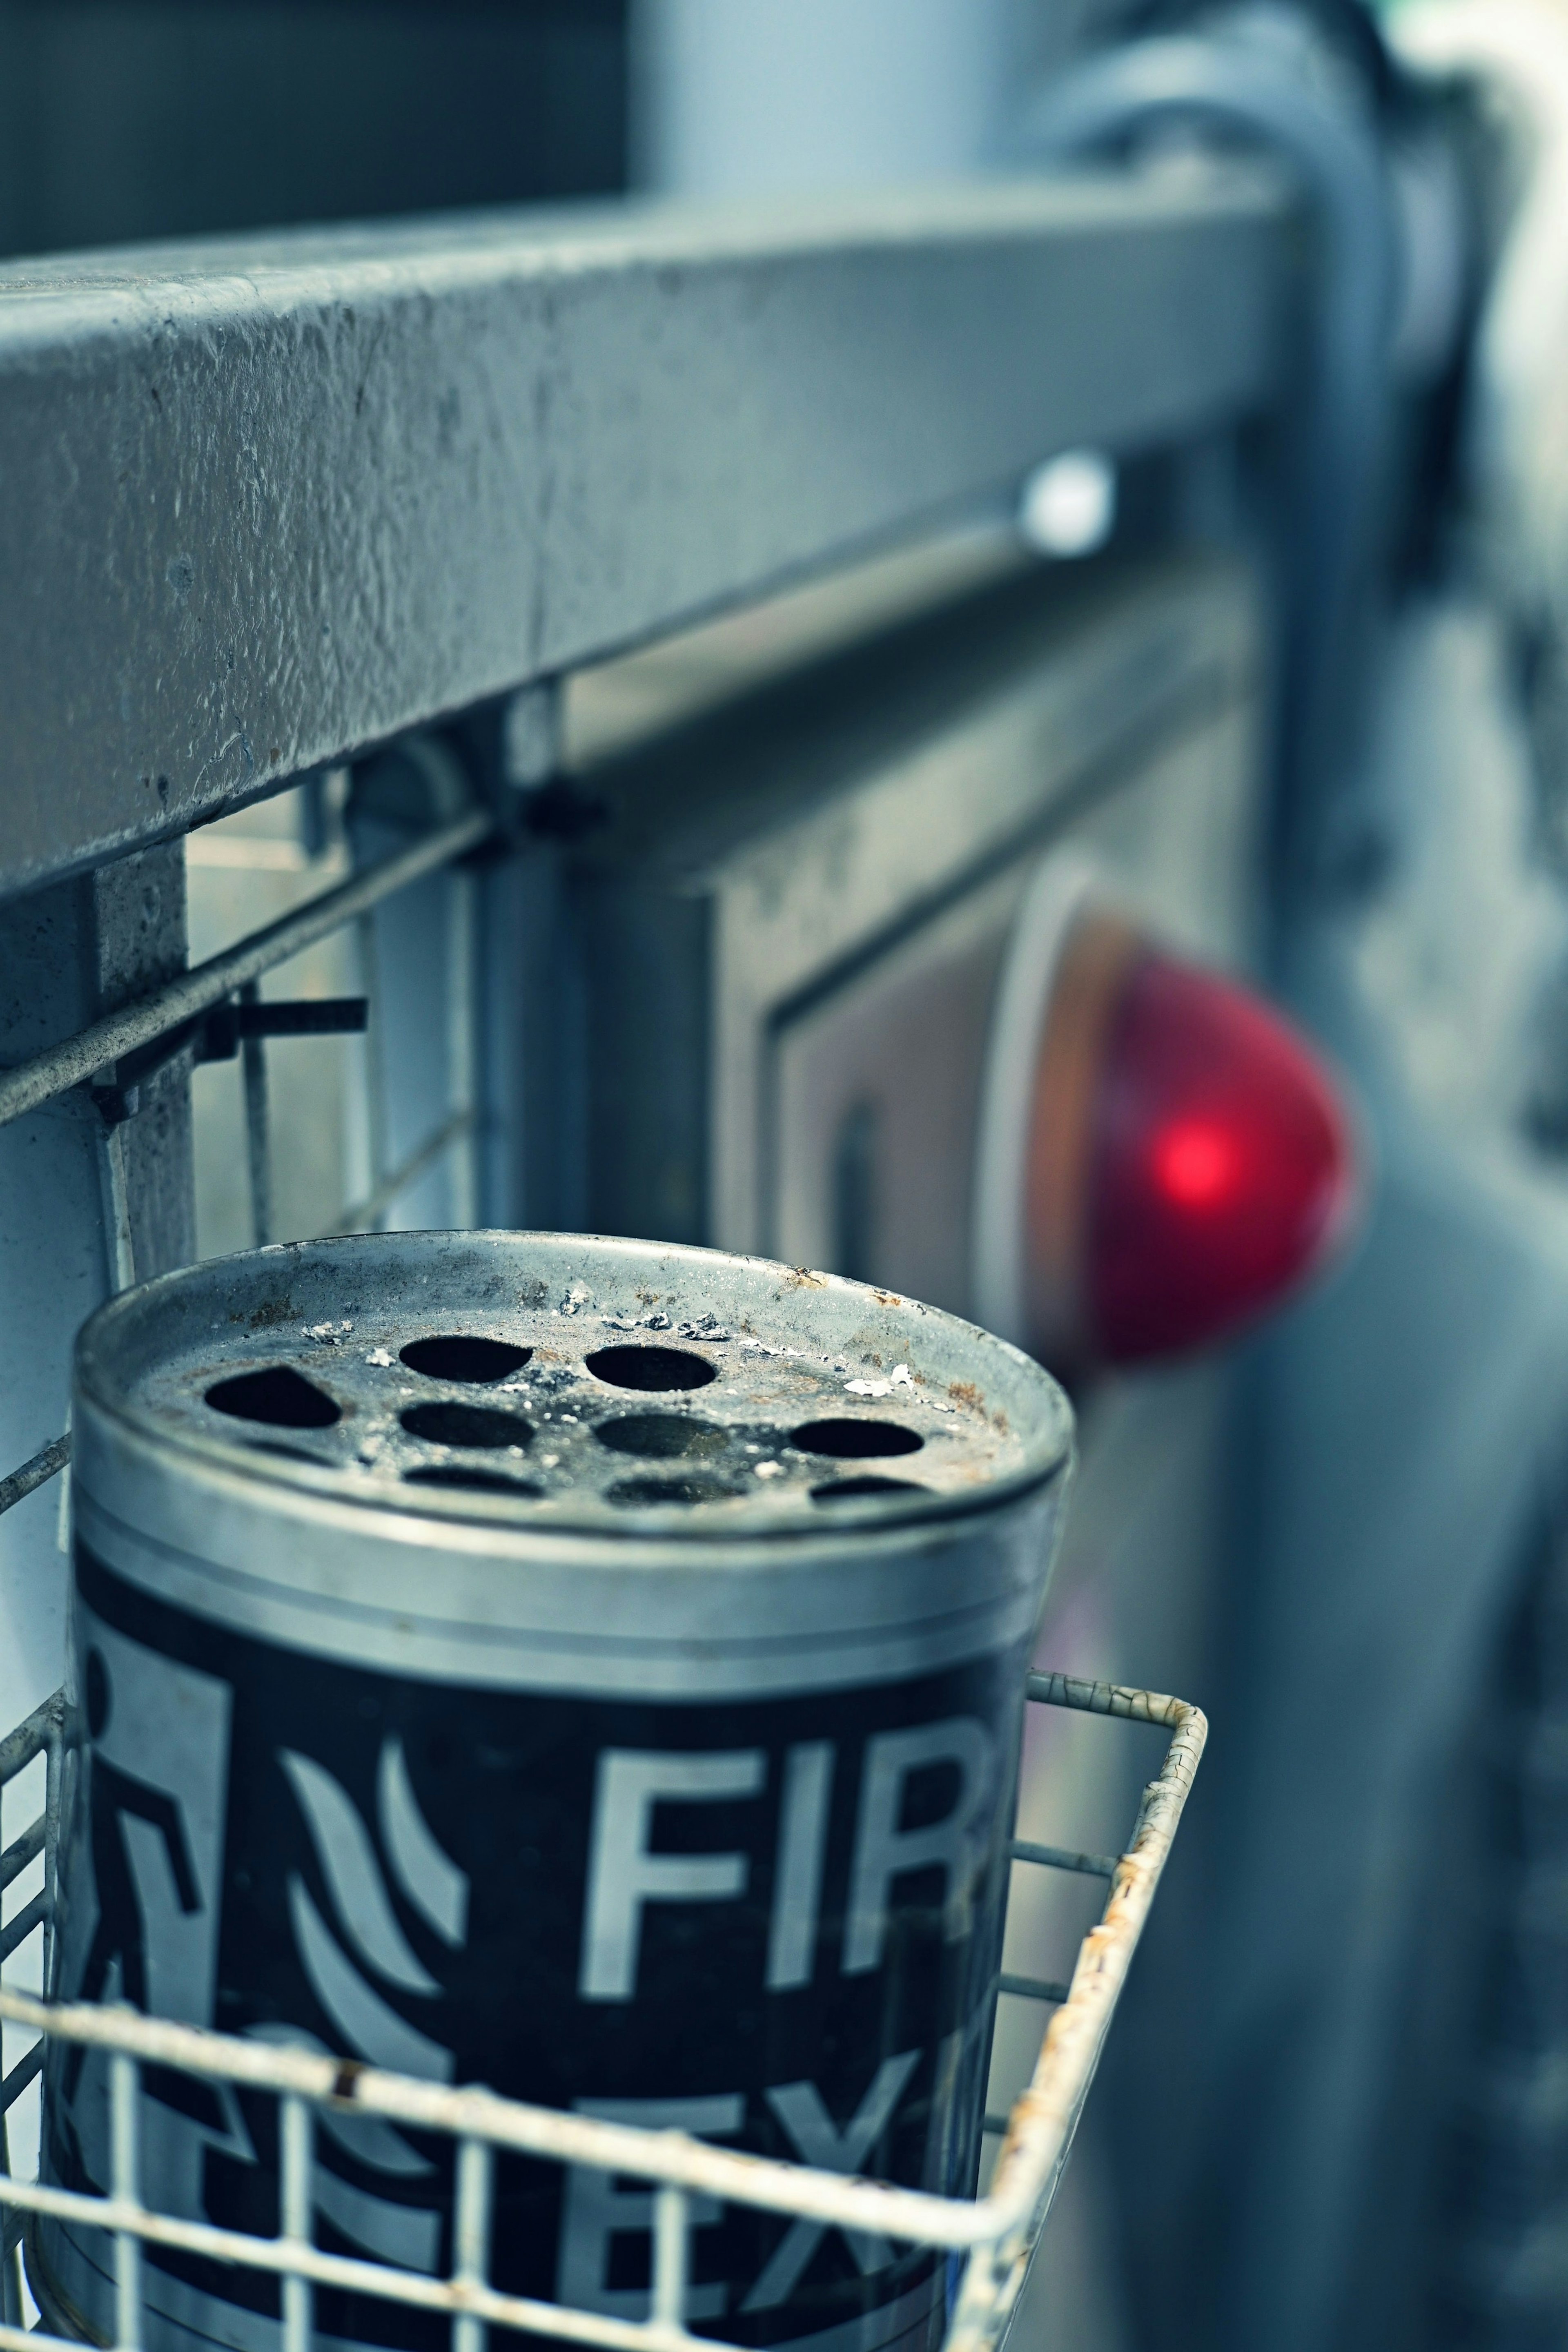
{"left": 43, "top": 1546, "right": 1027, "bottom": 2352}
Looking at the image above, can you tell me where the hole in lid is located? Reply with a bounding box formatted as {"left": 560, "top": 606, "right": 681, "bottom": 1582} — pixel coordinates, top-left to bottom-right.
{"left": 791, "top": 1418, "right": 923, "bottom": 1460}
{"left": 585, "top": 1345, "right": 716, "bottom": 1393}
{"left": 606, "top": 1475, "right": 742, "bottom": 1508}
{"left": 594, "top": 1413, "right": 729, "bottom": 1460}
{"left": 403, "top": 1466, "right": 544, "bottom": 1499}
{"left": 400, "top": 1402, "right": 535, "bottom": 1450}
{"left": 207, "top": 1366, "right": 342, "bottom": 1430}
{"left": 810, "top": 1476, "right": 929, "bottom": 1502}
{"left": 399, "top": 1335, "right": 532, "bottom": 1384}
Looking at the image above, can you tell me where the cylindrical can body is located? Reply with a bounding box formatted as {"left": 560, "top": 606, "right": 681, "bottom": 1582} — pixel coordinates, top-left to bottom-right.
{"left": 35, "top": 1234, "right": 1072, "bottom": 2352}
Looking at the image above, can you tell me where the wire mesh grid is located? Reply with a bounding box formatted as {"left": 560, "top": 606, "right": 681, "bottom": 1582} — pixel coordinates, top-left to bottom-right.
{"left": 0, "top": 1672, "right": 1203, "bottom": 2352}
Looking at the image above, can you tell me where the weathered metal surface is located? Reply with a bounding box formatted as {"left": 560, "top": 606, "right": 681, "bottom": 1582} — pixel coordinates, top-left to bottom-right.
{"left": 0, "top": 164, "right": 1292, "bottom": 901}
{"left": 0, "top": 840, "right": 192, "bottom": 1750}
{"left": 0, "top": 1436, "right": 68, "bottom": 1521}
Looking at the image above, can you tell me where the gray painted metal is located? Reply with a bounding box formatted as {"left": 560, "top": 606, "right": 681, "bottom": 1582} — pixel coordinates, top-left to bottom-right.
{"left": 0, "top": 165, "right": 1292, "bottom": 902}
{"left": 0, "top": 1436, "right": 68, "bottom": 1522}
{"left": 0, "top": 841, "right": 192, "bottom": 1747}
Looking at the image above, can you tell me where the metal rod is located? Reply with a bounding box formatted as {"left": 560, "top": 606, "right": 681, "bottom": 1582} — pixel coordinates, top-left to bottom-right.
{"left": 110, "top": 2049, "right": 142, "bottom": 2352}
{"left": 42, "top": 1702, "right": 62, "bottom": 1998}
{"left": 0, "top": 2042, "right": 42, "bottom": 2115}
{"left": 0, "top": 2169, "right": 727, "bottom": 2352}
{"left": 0, "top": 1692, "right": 62, "bottom": 1784}
{"left": 0, "top": 1986, "right": 996, "bottom": 2251}
{"left": 651, "top": 2185, "right": 690, "bottom": 2333}
{"left": 945, "top": 1676, "right": 1209, "bottom": 2352}
{"left": 1007, "top": 1839, "right": 1118, "bottom": 1880}
{"left": 333, "top": 1110, "right": 475, "bottom": 1238}
{"left": 0, "top": 808, "right": 492, "bottom": 1132}
{"left": 0, "top": 1817, "right": 43, "bottom": 1896}
{"left": 96, "top": 1120, "right": 137, "bottom": 1293}
{"left": 0, "top": 2205, "right": 17, "bottom": 2334}
{"left": 0, "top": 1434, "right": 69, "bottom": 1520}
{"left": 354, "top": 910, "right": 390, "bottom": 1225}
{"left": 452, "top": 2136, "right": 493, "bottom": 2352}
{"left": 1024, "top": 1670, "right": 1197, "bottom": 1730}
{"left": 0, "top": 2330, "right": 107, "bottom": 2352}
{"left": 0, "top": 1893, "right": 47, "bottom": 1967}
{"left": 239, "top": 980, "right": 273, "bottom": 1248}
{"left": 995, "top": 1975, "right": 1072, "bottom": 2004}
{"left": 446, "top": 867, "right": 479, "bottom": 1228}
{"left": 279, "top": 2093, "right": 312, "bottom": 2352}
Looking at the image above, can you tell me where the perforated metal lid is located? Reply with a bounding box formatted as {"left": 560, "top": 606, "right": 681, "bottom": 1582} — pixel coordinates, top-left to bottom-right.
{"left": 78, "top": 1231, "right": 1071, "bottom": 1538}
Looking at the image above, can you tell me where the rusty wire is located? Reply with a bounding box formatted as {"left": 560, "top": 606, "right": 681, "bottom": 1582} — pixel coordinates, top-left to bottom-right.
{"left": 0, "top": 1672, "right": 1205, "bottom": 2352}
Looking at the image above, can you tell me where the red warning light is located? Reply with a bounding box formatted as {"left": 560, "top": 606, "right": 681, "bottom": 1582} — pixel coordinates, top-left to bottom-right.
{"left": 1149, "top": 1118, "right": 1241, "bottom": 1211}
{"left": 1085, "top": 950, "right": 1358, "bottom": 1363}
{"left": 987, "top": 885, "right": 1361, "bottom": 1373}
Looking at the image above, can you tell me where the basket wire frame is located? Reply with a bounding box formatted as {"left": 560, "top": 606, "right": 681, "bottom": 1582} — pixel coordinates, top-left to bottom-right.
{"left": 0, "top": 1672, "right": 1204, "bottom": 2352}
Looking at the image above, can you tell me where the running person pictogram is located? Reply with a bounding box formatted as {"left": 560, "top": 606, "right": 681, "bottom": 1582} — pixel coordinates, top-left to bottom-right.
{"left": 65, "top": 1646, "right": 202, "bottom": 2097}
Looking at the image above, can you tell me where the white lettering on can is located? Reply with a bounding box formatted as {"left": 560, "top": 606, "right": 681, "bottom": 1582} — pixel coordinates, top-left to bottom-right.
{"left": 842, "top": 1718, "right": 997, "bottom": 1975}
{"left": 765, "top": 1741, "right": 834, "bottom": 1992}
{"left": 579, "top": 1749, "right": 765, "bottom": 2002}
{"left": 740, "top": 2053, "right": 922, "bottom": 2310}
{"left": 557, "top": 2094, "right": 744, "bottom": 2320}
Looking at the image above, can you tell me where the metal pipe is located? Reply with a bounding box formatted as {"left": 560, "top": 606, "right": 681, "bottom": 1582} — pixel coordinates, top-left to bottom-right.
{"left": 331, "top": 1108, "right": 476, "bottom": 1236}
{"left": 1007, "top": 1838, "right": 1117, "bottom": 1879}
{"left": 238, "top": 980, "right": 273, "bottom": 1250}
{"left": 945, "top": 1674, "right": 1208, "bottom": 2352}
{"left": 1019, "top": 27, "right": 1399, "bottom": 869}
{"left": 0, "top": 1691, "right": 63, "bottom": 1784}
{"left": 0, "top": 808, "right": 492, "bottom": 1133}
{"left": 0, "top": 1434, "right": 69, "bottom": 1520}
{"left": 0, "top": 1985, "right": 1001, "bottom": 2250}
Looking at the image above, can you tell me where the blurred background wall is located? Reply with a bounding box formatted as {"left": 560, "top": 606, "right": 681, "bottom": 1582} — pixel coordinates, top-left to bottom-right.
{"left": 0, "top": 0, "right": 626, "bottom": 256}
{"left": 0, "top": 0, "right": 1167, "bottom": 259}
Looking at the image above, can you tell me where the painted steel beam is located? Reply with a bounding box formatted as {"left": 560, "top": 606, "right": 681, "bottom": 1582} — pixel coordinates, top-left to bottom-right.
{"left": 0, "top": 165, "right": 1292, "bottom": 899}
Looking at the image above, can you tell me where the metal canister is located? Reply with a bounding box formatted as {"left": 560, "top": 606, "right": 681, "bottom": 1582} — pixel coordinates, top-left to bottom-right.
{"left": 36, "top": 1233, "right": 1072, "bottom": 2352}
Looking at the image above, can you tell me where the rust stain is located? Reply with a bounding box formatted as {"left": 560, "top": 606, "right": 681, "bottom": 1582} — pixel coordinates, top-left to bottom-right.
{"left": 947, "top": 1379, "right": 983, "bottom": 1410}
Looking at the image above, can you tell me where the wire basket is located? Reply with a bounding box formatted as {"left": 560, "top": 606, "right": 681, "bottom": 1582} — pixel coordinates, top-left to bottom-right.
{"left": 0, "top": 1672, "right": 1203, "bottom": 2352}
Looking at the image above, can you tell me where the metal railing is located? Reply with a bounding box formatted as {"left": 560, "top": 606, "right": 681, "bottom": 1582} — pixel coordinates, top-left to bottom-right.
{"left": 0, "top": 808, "right": 490, "bottom": 1136}
{"left": 0, "top": 1674, "right": 1205, "bottom": 2352}
{"left": 0, "top": 795, "right": 495, "bottom": 1515}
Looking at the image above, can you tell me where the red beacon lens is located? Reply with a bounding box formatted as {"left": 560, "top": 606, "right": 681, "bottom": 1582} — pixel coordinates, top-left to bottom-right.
{"left": 1086, "top": 950, "right": 1358, "bottom": 1362}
